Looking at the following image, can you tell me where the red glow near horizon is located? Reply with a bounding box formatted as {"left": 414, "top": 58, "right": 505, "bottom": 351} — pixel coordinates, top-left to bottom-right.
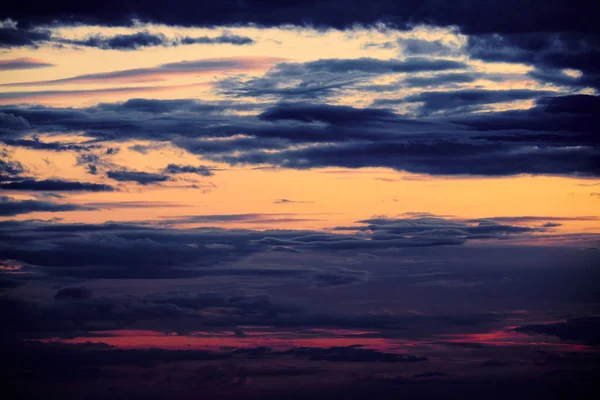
{"left": 38, "top": 327, "right": 593, "bottom": 352}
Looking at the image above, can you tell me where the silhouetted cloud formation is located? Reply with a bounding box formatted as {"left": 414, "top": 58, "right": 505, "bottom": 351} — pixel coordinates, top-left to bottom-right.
{"left": 2, "top": 94, "right": 597, "bottom": 176}
{"left": 0, "top": 25, "right": 254, "bottom": 49}
{"left": 0, "top": 57, "right": 53, "bottom": 70}
{"left": 0, "top": 215, "right": 568, "bottom": 280}
{"left": 2, "top": 1, "right": 598, "bottom": 34}
{"left": 63, "top": 31, "right": 254, "bottom": 50}
{"left": 468, "top": 33, "right": 600, "bottom": 89}
{"left": 54, "top": 286, "right": 93, "bottom": 301}
{"left": 516, "top": 317, "right": 600, "bottom": 345}
{"left": 162, "top": 164, "right": 214, "bottom": 176}
{"left": 107, "top": 169, "right": 170, "bottom": 185}
{"left": 282, "top": 346, "right": 427, "bottom": 362}
{"left": 0, "top": 179, "right": 115, "bottom": 191}
{"left": 0, "top": 196, "right": 90, "bottom": 215}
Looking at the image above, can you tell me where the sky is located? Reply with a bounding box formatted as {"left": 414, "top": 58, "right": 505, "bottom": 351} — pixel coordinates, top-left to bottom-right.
{"left": 0, "top": 1, "right": 599, "bottom": 399}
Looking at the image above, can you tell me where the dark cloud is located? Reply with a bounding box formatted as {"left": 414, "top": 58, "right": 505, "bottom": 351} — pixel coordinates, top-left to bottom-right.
{"left": 181, "top": 33, "right": 254, "bottom": 46}
{"left": 375, "top": 89, "right": 554, "bottom": 114}
{"left": 0, "top": 157, "right": 25, "bottom": 176}
{"left": 107, "top": 169, "right": 170, "bottom": 185}
{"left": 2, "top": 1, "right": 598, "bottom": 34}
{"left": 75, "top": 150, "right": 118, "bottom": 175}
{"left": 398, "top": 38, "right": 458, "bottom": 56}
{"left": 54, "top": 286, "right": 92, "bottom": 301}
{"left": 515, "top": 317, "right": 600, "bottom": 345}
{"left": 467, "top": 33, "right": 600, "bottom": 89}
{"left": 293, "top": 57, "right": 466, "bottom": 74}
{"left": 282, "top": 346, "right": 427, "bottom": 363}
{"left": 62, "top": 31, "right": 254, "bottom": 50}
{"left": 0, "top": 26, "right": 51, "bottom": 47}
{"left": 311, "top": 266, "right": 367, "bottom": 287}
{"left": 1, "top": 137, "right": 97, "bottom": 152}
{"left": 1, "top": 95, "right": 597, "bottom": 177}
{"left": 258, "top": 103, "right": 398, "bottom": 124}
{"left": 216, "top": 58, "right": 466, "bottom": 100}
{"left": 481, "top": 360, "right": 512, "bottom": 367}
{"left": 0, "top": 57, "right": 53, "bottom": 70}
{"left": 0, "top": 111, "right": 30, "bottom": 129}
{"left": 0, "top": 25, "right": 254, "bottom": 49}
{"left": 273, "top": 199, "right": 313, "bottom": 204}
{"left": 0, "top": 179, "right": 115, "bottom": 191}
{"left": 0, "top": 215, "right": 556, "bottom": 280}
{"left": 0, "top": 196, "right": 91, "bottom": 216}
{"left": 213, "top": 139, "right": 598, "bottom": 177}
{"left": 402, "top": 72, "right": 479, "bottom": 88}
{"left": 162, "top": 164, "right": 214, "bottom": 176}
{"left": 469, "top": 216, "right": 599, "bottom": 224}
{"left": 413, "top": 372, "right": 449, "bottom": 378}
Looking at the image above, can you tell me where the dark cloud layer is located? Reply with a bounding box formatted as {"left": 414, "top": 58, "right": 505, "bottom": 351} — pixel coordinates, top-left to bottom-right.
{"left": 516, "top": 317, "right": 600, "bottom": 346}
{"left": 162, "top": 164, "right": 214, "bottom": 176}
{"left": 0, "top": 179, "right": 115, "bottom": 192}
{"left": 1, "top": 94, "right": 597, "bottom": 177}
{"left": 0, "top": 196, "right": 90, "bottom": 216}
{"left": 377, "top": 89, "right": 554, "bottom": 114}
{"left": 54, "top": 286, "right": 93, "bottom": 301}
{"left": 2, "top": 1, "right": 598, "bottom": 34}
{"left": 0, "top": 25, "right": 254, "bottom": 49}
{"left": 0, "top": 215, "right": 563, "bottom": 281}
{"left": 62, "top": 31, "right": 254, "bottom": 50}
{"left": 468, "top": 33, "right": 600, "bottom": 89}
{"left": 107, "top": 169, "right": 170, "bottom": 185}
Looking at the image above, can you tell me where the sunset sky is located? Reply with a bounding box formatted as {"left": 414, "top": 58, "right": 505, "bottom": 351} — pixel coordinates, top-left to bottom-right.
{"left": 1, "top": 1, "right": 599, "bottom": 399}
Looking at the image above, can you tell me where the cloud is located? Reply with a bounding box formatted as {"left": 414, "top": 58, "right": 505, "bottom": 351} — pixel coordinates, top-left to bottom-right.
{"left": 159, "top": 213, "right": 317, "bottom": 225}
{"left": 481, "top": 360, "right": 512, "bottom": 367}
{"left": 0, "top": 85, "right": 186, "bottom": 103}
{"left": 2, "top": 56, "right": 284, "bottom": 86}
{"left": 292, "top": 57, "right": 466, "bottom": 74}
{"left": 273, "top": 199, "right": 313, "bottom": 204}
{"left": 402, "top": 72, "right": 479, "bottom": 88}
{"left": 0, "top": 179, "right": 115, "bottom": 191}
{"left": 0, "top": 57, "right": 53, "bottom": 70}
{"left": 0, "top": 24, "right": 254, "bottom": 49}
{"left": 213, "top": 139, "right": 598, "bottom": 177}
{"left": 107, "top": 169, "right": 170, "bottom": 185}
{"left": 162, "top": 164, "right": 214, "bottom": 176}
{"left": 1, "top": 95, "right": 597, "bottom": 177}
{"left": 63, "top": 31, "right": 254, "bottom": 50}
{"left": 412, "top": 372, "right": 449, "bottom": 378}
{"left": 54, "top": 286, "right": 93, "bottom": 301}
{"left": 398, "top": 38, "right": 459, "bottom": 56}
{"left": 0, "top": 196, "right": 91, "bottom": 216}
{"left": 0, "top": 25, "right": 51, "bottom": 47}
{"left": 311, "top": 266, "right": 367, "bottom": 287}
{"left": 0, "top": 157, "right": 25, "bottom": 176}
{"left": 2, "top": 1, "right": 597, "bottom": 34}
{"left": 467, "top": 32, "right": 600, "bottom": 89}
{"left": 515, "top": 317, "right": 600, "bottom": 345}
{"left": 1, "top": 137, "right": 97, "bottom": 152}
{"left": 375, "top": 89, "right": 554, "bottom": 114}
{"left": 282, "top": 346, "right": 427, "bottom": 363}
{"left": 215, "top": 57, "right": 466, "bottom": 101}
{"left": 0, "top": 215, "right": 558, "bottom": 280}
{"left": 258, "top": 103, "right": 399, "bottom": 124}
